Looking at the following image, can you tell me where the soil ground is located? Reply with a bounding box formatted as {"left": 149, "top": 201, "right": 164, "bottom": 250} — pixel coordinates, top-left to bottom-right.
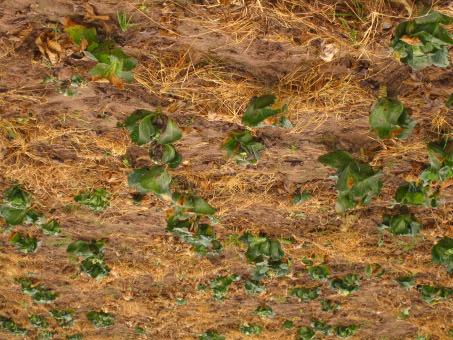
{"left": 0, "top": 0, "right": 452, "bottom": 339}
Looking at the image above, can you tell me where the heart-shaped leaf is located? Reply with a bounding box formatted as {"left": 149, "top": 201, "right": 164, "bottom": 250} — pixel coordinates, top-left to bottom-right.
{"left": 157, "top": 119, "right": 182, "bottom": 145}
{"left": 128, "top": 167, "right": 171, "bottom": 195}
{"left": 242, "top": 95, "right": 288, "bottom": 127}
{"left": 380, "top": 213, "right": 421, "bottom": 236}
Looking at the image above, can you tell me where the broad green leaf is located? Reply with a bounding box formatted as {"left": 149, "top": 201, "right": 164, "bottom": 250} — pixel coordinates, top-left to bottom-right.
{"left": 162, "top": 144, "right": 176, "bottom": 163}
{"left": 282, "top": 320, "right": 294, "bottom": 329}
{"left": 131, "top": 114, "right": 156, "bottom": 145}
{"left": 254, "top": 305, "right": 274, "bottom": 318}
{"left": 29, "top": 315, "right": 48, "bottom": 328}
{"left": 50, "top": 309, "right": 74, "bottom": 327}
{"left": 330, "top": 274, "right": 360, "bottom": 295}
{"left": 67, "top": 240, "right": 104, "bottom": 258}
{"left": 417, "top": 285, "right": 452, "bottom": 303}
{"left": 65, "top": 25, "right": 98, "bottom": 49}
{"left": 311, "top": 319, "right": 333, "bottom": 335}
{"left": 80, "top": 256, "right": 110, "bottom": 278}
{"left": 3, "top": 185, "right": 31, "bottom": 208}
{"left": 380, "top": 213, "right": 421, "bottom": 236}
{"left": 90, "top": 40, "right": 137, "bottom": 71}
{"left": 296, "top": 326, "right": 315, "bottom": 340}
{"left": 432, "top": 237, "right": 453, "bottom": 273}
{"left": 74, "top": 188, "right": 110, "bottom": 211}
{"left": 395, "top": 182, "right": 435, "bottom": 206}
{"left": 16, "top": 278, "right": 57, "bottom": 304}
{"left": 320, "top": 299, "right": 340, "bottom": 312}
{"left": 223, "top": 130, "right": 265, "bottom": 165}
{"left": 157, "top": 119, "right": 182, "bottom": 144}
{"left": 290, "top": 286, "right": 321, "bottom": 302}
{"left": 128, "top": 166, "right": 171, "bottom": 194}
{"left": 86, "top": 311, "right": 114, "bottom": 328}
{"left": 10, "top": 233, "right": 38, "bottom": 253}
{"left": 90, "top": 55, "right": 133, "bottom": 88}
{"left": 244, "top": 280, "right": 265, "bottom": 295}
{"left": 318, "top": 150, "right": 354, "bottom": 170}
{"left": 0, "top": 316, "right": 27, "bottom": 335}
{"left": 209, "top": 274, "right": 240, "bottom": 300}
{"left": 396, "top": 275, "right": 415, "bottom": 289}
{"left": 307, "top": 264, "right": 330, "bottom": 280}
{"left": 335, "top": 325, "right": 358, "bottom": 338}
{"left": 369, "top": 97, "right": 416, "bottom": 139}
{"left": 41, "top": 220, "right": 61, "bottom": 235}
{"left": 292, "top": 190, "right": 313, "bottom": 205}
{"left": 240, "top": 324, "right": 262, "bottom": 336}
{"left": 0, "top": 206, "right": 28, "bottom": 225}
{"left": 199, "top": 330, "right": 225, "bottom": 340}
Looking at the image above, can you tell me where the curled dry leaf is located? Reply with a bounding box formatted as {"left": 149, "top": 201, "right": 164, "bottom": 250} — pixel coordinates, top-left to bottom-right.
{"left": 320, "top": 42, "right": 338, "bottom": 62}
{"left": 84, "top": 4, "right": 110, "bottom": 22}
{"left": 35, "top": 31, "right": 63, "bottom": 65}
{"left": 400, "top": 35, "right": 422, "bottom": 46}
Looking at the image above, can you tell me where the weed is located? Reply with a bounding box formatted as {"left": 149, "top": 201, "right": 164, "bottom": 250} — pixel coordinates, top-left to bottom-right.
{"left": 10, "top": 232, "right": 38, "bottom": 253}
{"left": 199, "top": 330, "right": 225, "bottom": 340}
{"left": 330, "top": 274, "right": 360, "bottom": 295}
{"left": 16, "top": 277, "right": 57, "bottom": 304}
{"left": 431, "top": 237, "right": 453, "bottom": 273}
{"left": 223, "top": 130, "right": 264, "bottom": 165}
{"left": 254, "top": 305, "right": 274, "bottom": 318}
{"left": 74, "top": 188, "right": 110, "bottom": 212}
{"left": 296, "top": 326, "right": 315, "bottom": 340}
{"left": 335, "top": 324, "right": 358, "bottom": 338}
{"left": 0, "top": 316, "right": 27, "bottom": 335}
{"left": 86, "top": 311, "right": 114, "bottom": 328}
{"left": 290, "top": 286, "right": 321, "bottom": 302}
{"left": 209, "top": 274, "right": 240, "bottom": 300}
{"left": 242, "top": 95, "right": 289, "bottom": 128}
{"left": 29, "top": 315, "right": 48, "bottom": 328}
{"left": 240, "top": 324, "right": 263, "bottom": 335}
{"left": 380, "top": 213, "right": 421, "bottom": 236}
{"left": 117, "top": 11, "right": 134, "bottom": 32}
{"left": 50, "top": 309, "right": 74, "bottom": 327}
{"left": 417, "top": 285, "right": 452, "bottom": 303}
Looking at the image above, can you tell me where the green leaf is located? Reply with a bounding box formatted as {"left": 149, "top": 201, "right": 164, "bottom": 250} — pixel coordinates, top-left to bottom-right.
{"left": 244, "top": 280, "right": 265, "bottom": 295}
{"left": 90, "top": 40, "right": 137, "bottom": 71}
{"left": 254, "top": 305, "right": 274, "bottom": 318}
{"left": 240, "top": 324, "right": 263, "bottom": 336}
{"left": 74, "top": 188, "right": 110, "bottom": 211}
{"left": 90, "top": 55, "right": 133, "bottom": 87}
{"left": 41, "top": 220, "right": 61, "bottom": 235}
{"left": 447, "top": 93, "right": 453, "bottom": 108}
{"left": 296, "top": 326, "right": 315, "bottom": 340}
{"left": 0, "top": 206, "right": 28, "bottom": 225}
{"left": 318, "top": 150, "right": 354, "bottom": 170}
{"left": 282, "top": 320, "right": 294, "bottom": 329}
{"left": 50, "top": 309, "right": 74, "bottom": 328}
{"left": 320, "top": 299, "right": 340, "bottom": 312}
{"left": 209, "top": 274, "right": 240, "bottom": 300}
{"left": 157, "top": 119, "right": 182, "bottom": 144}
{"left": 335, "top": 325, "right": 358, "bottom": 338}
{"left": 65, "top": 25, "right": 98, "bottom": 49}
{"left": 128, "top": 167, "right": 171, "bottom": 195}
{"left": 417, "top": 285, "right": 453, "bottom": 303}
{"left": 223, "top": 130, "right": 265, "bottom": 165}
{"left": 86, "top": 311, "right": 114, "bottom": 328}
{"left": 396, "top": 275, "right": 416, "bottom": 289}
{"left": 380, "top": 213, "right": 421, "bottom": 236}
{"left": 10, "top": 233, "right": 38, "bottom": 253}
{"left": 395, "top": 182, "right": 434, "bottom": 206}
{"left": 291, "top": 286, "right": 320, "bottom": 302}
{"left": 66, "top": 333, "right": 83, "bottom": 340}
{"left": 131, "top": 114, "right": 157, "bottom": 145}
{"left": 242, "top": 95, "right": 287, "bottom": 127}
{"left": 0, "top": 316, "right": 27, "bottom": 335}
{"left": 16, "top": 278, "right": 57, "bottom": 304}
{"left": 199, "top": 330, "right": 225, "bottom": 340}
{"left": 432, "top": 237, "right": 453, "bottom": 273}
{"left": 67, "top": 240, "right": 104, "bottom": 258}
{"left": 307, "top": 264, "right": 330, "bottom": 280}
{"left": 0, "top": 185, "right": 31, "bottom": 225}
{"left": 369, "top": 97, "right": 416, "bottom": 139}
{"left": 292, "top": 190, "right": 313, "bottom": 205}
{"left": 80, "top": 256, "right": 110, "bottom": 278}
{"left": 29, "top": 315, "right": 48, "bottom": 328}
{"left": 330, "top": 274, "right": 360, "bottom": 295}
{"left": 311, "top": 319, "right": 333, "bottom": 335}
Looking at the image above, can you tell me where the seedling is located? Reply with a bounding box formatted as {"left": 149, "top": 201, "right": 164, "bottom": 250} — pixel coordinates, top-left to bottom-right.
{"left": 16, "top": 278, "right": 57, "bottom": 304}
{"left": 0, "top": 185, "right": 31, "bottom": 225}
{"left": 86, "top": 311, "right": 114, "bottom": 328}
{"left": 223, "top": 130, "right": 265, "bottom": 165}
{"left": 242, "top": 95, "right": 290, "bottom": 128}
{"left": 41, "top": 220, "right": 61, "bottom": 235}
{"left": 254, "top": 305, "right": 274, "bottom": 318}
{"left": 319, "top": 151, "right": 382, "bottom": 212}
{"left": 290, "top": 286, "right": 321, "bottom": 302}
{"left": 10, "top": 232, "right": 38, "bottom": 253}
{"left": 380, "top": 213, "right": 421, "bottom": 236}
{"left": 50, "top": 309, "right": 74, "bottom": 327}
{"left": 391, "top": 11, "right": 453, "bottom": 70}
{"left": 282, "top": 320, "right": 294, "bottom": 329}
{"left": 67, "top": 240, "right": 110, "bottom": 278}
{"left": 320, "top": 299, "right": 340, "bottom": 312}
{"left": 335, "top": 324, "right": 358, "bottom": 338}
{"left": 369, "top": 97, "right": 415, "bottom": 139}
{"left": 292, "top": 190, "right": 313, "bottom": 205}
{"left": 0, "top": 316, "right": 27, "bottom": 335}
{"left": 330, "top": 273, "right": 360, "bottom": 295}
{"left": 209, "top": 274, "right": 240, "bottom": 300}
{"left": 395, "top": 182, "right": 437, "bottom": 207}
{"left": 74, "top": 188, "right": 110, "bottom": 211}
{"left": 244, "top": 280, "right": 265, "bottom": 295}
{"left": 432, "top": 237, "right": 453, "bottom": 273}
{"left": 396, "top": 275, "right": 416, "bottom": 289}
{"left": 311, "top": 319, "right": 333, "bottom": 335}
{"left": 29, "top": 315, "right": 49, "bottom": 328}
{"left": 240, "top": 324, "right": 263, "bottom": 335}
{"left": 420, "top": 139, "right": 453, "bottom": 184}
{"left": 417, "top": 285, "right": 452, "bottom": 303}
{"left": 296, "top": 326, "right": 315, "bottom": 340}
{"left": 128, "top": 166, "right": 172, "bottom": 196}
{"left": 307, "top": 264, "right": 330, "bottom": 280}
{"left": 199, "top": 330, "right": 225, "bottom": 340}
{"left": 117, "top": 11, "right": 134, "bottom": 32}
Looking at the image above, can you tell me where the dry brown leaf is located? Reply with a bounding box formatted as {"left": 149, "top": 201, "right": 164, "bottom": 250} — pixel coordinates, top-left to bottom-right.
{"left": 84, "top": 3, "right": 110, "bottom": 21}
{"left": 400, "top": 35, "right": 422, "bottom": 46}
{"left": 35, "top": 31, "right": 63, "bottom": 65}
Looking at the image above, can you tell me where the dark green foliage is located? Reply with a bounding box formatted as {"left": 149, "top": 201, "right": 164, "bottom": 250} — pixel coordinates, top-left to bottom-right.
{"left": 16, "top": 278, "right": 57, "bottom": 304}
{"left": 29, "top": 315, "right": 48, "bottom": 328}
{"left": 240, "top": 324, "right": 263, "bottom": 335}
{"left": 380, "top": 213, "right": 421, "bottom": 236}
{"left": 290, "top": 286, "right": 321, "bottom": 302}
{"left": 0, "top": 185, "right": 31, "bottom": 225}
{"left": 244, "top": 280, "right": 265, "bottom": 295}
{"left": 296, "top": 326, "right": 315, "bottom": 340}
{"left": 0, "top": 316, "right": 27, "bottom": 335}
{"left": 330, "top": 274, "right": 360, "bottom": 295}
{"left": 242, "top": 95, "right": 289, "bottom": 127}
{"left": 417, "top": 285, "right": 453, "bottom": 303}
{"left": 199, "top": 330, "right": 225, "bottom": 340}
{"left": 209, "top": 274, "right": 240, "bottom": 300}
{"left": 254, "top": 305, "right": 274, "bottom": 318}
{"left": 223, "top": 130, "right": 265, "bottom": 165}
{"left": 335, "top": 325, "right": 358, "bottom": 338}
{"left": 10, "top": 232, "right": 38, "bottom": 253}
{"left": 391, "top": 11, "right": 453, "bottom": 70}
{"left": 86, "top": 311, "right": 115, "bottom": 328}
{"left": 282, "top": 320, "right": 294, "bottom": 329}
{"left": 396, "top": 275, "right": 416, "bottom": 289}
{"left": 432, "top": 237, "right": 453, "bottom": 273}
{"left": 74, "top": 188, "right": 110, "bottom": 211}
{"left": 311, "top": 319, "right": 333, "bottom": 335}
{"left": 395, "top": 182, "right": 436, "bottom": 207}
{"left": 67, "top": 240, "right": 109, "bottom": 278}
{"left": 369, "top": 97, "right": 415, "bottom": 139}
{"left": 50, "top": 309, "right": 74, "bottom": 327}
{"left": 41, "top": 220, "right": 61, "bottom": 235}
{"left": 420, "top": 139, "right": 453, "bottom": 184}
{"left": 128, "top": 167, "right": 172, "bottom": 195}
{"left": 319, "top": 151, "right": 382, "bottom": 212}
{"left": 307, "top": 264, "right": 330, "bottom": 280}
